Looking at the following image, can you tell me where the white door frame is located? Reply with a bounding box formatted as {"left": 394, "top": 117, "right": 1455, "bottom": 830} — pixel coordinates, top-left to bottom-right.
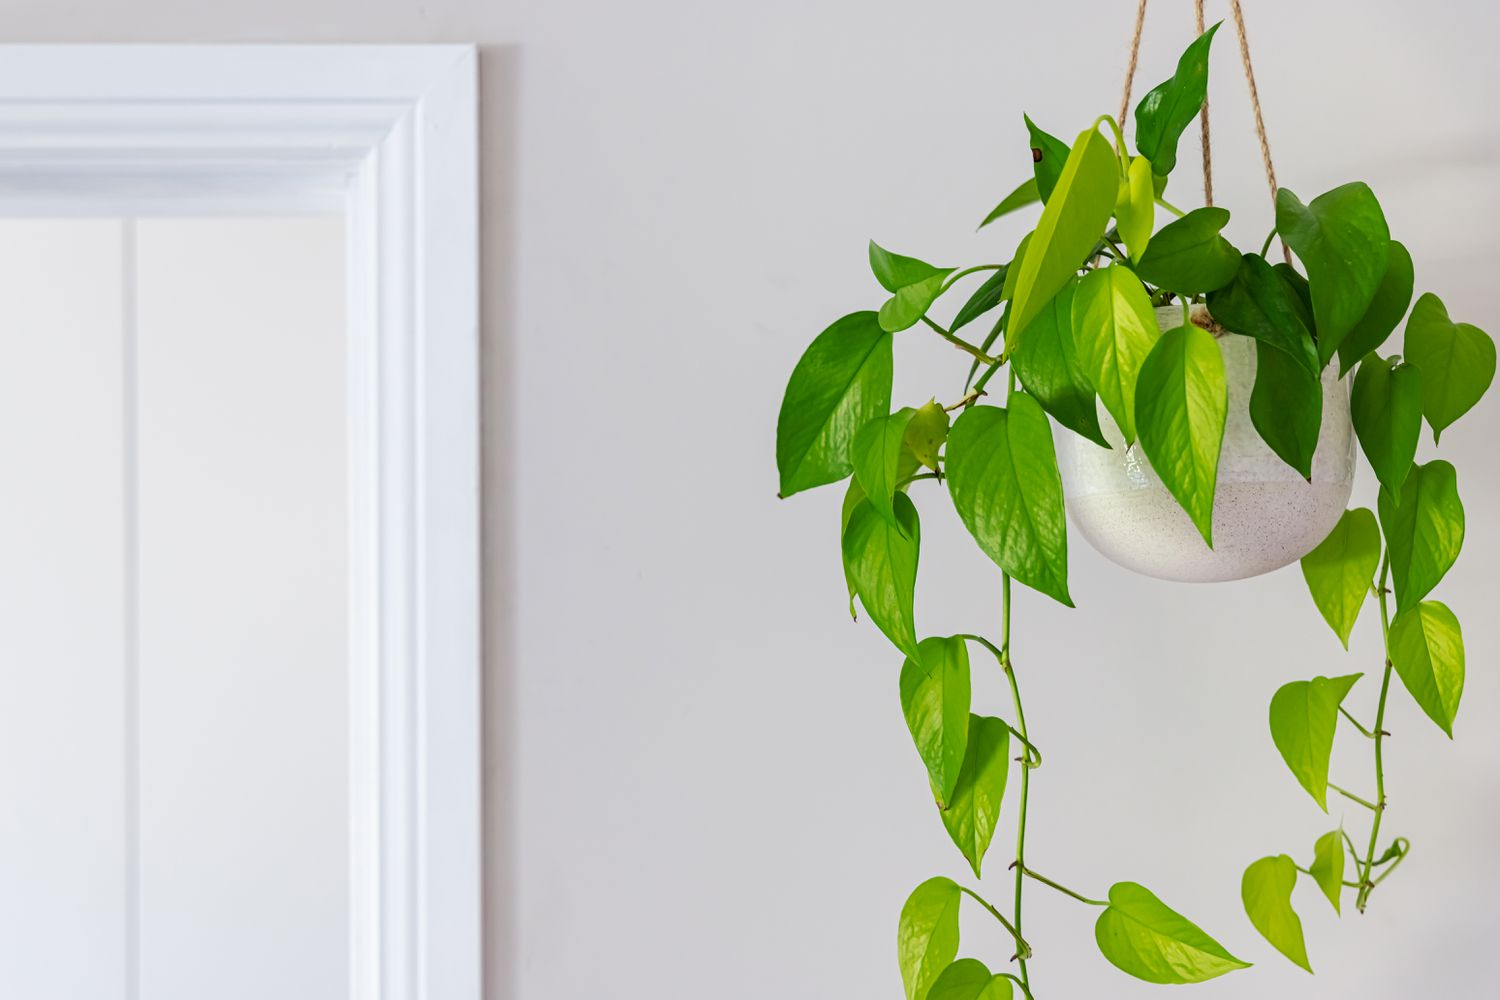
{"left": 0, "top": 46, "right": 481, "bottom": 1000}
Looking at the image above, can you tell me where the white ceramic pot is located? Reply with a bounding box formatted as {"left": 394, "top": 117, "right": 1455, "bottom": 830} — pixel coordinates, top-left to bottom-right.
{"left": 1057, "top": 305, "right": 1355, "bottom": 583}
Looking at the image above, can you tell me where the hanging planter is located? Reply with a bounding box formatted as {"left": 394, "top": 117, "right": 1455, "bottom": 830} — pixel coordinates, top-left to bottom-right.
{"left": 774, "top": 0, "right": 1496, "bottom": 997}
{"left": 1059, "top": 303, "right": 1355, "bottom": 582}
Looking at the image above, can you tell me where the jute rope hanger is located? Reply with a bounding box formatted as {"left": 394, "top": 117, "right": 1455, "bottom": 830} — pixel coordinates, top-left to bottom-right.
{"left": 1117, "top": 0, "right": 1290, "bottom": 261}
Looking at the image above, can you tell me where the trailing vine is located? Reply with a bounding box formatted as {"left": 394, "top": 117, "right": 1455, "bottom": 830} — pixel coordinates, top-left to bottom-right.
{"left": 774, "top": 17, "right": 1492, "bottom": 999}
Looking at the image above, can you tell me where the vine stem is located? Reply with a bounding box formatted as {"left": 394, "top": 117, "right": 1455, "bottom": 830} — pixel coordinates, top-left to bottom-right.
{"left": 999, "top": 368, "right": 1035, "bottom": 992}
{"left": 940, "top": 264, "right": 1004, "bottom": 293}
{"left": 920, "top": 316, "right": 1002, "bottom": 366}
{"left": 958, "top": 885, "right": 1032, "bottom": 960}
{"left": 1019, "top": 867, "right": 1107, "bottom": 907}
{"left": 1357, "top": 556, "right": 1394, "bottom": 912}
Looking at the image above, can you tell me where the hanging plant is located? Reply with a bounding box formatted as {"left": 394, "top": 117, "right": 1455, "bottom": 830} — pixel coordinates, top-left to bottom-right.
{"left": 773, "top": 1, "right": 1493, "bottom": 996}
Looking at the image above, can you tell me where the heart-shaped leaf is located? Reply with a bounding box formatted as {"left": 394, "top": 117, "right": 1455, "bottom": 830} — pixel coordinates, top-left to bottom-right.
{"left": 1072, "top": 264, "right": 1161, "bottom": 444}
{"left": 1351, "top": 354, "right": 1423, "bottom": 498}
{"left": 1095, "top": 881, "right": 1250, "bottom": 984}
{"left": 1007, "top": 126, "right": 1119, "bottom": 346}
{"left": 1024, "top": 115, "right": 1071, "bottom": 203}
{"left": 899, "top": 636, "right": 972, "bottom": 808}
{"left": 869, "top": 241, "right": 955, "bottom": 333}
{"left": 980, "top": 178, "right": 1040, "bottom": 229}
{"left": 1309, "top": 830, "right": 1345, "bottom": 914}
{"left": 1010, "top": 277, "right": 1109, "bottom": 447}
{"left": 903, "top": 399, "right": 950, "bottom": 473}
{"left": 1115, "top": 156, "right": 1155, "bottom": 262}
{"left": 1336, "top": 241, "right": 1414, "bottom": 376}
{"left": 1378, "top": 460, "right": 1464, "bottom": 611}
{"left": 1249, "top": 338, "right": 1322, "bottom": 478}
{"left": 842, "top": 493, "right": 921, "bottom": 660}
{"left": 899, "top": 877, "right": 963, "bottom": 1000}
{"left": 1269, "top": 673, "right": 1363, "bottom": 810}
{"left": 1207, "top": 253, "right": 1319, "bottom": 376}
{"left": 871, "top": 241, "right": 948, "bottom": 293}
{"left": 1403, "top": 292, "right": 1497, "bottom": 442}
{"left": 1241, "top": 856, "right": 1311, "bottom": 973}
{"left": 1136, "top": 321, "right": 1227, "bottom": 546}
{"left": 1134, "top": 23, "right": 1220, "bottom": 176}
{"left": 1300, "top": 508, "right": 1382, "bottom": 648}
{"left": 1275, "top": 184, "right": 1390, "bottom": 360}
{"left": 929, "top": 959, "right": 1014, "bottom": 1000}
{"left": 946, "top": 396, "right": 1072, "bottom": 606}
{"left": 940, "top": 715, "right": 1011, "bottom": 878}
{"left": 951, "top": 268, "right": 1009, "bottom": 334}
{"left": 1133, "top": 207, "right": 1241, "bottom": 295}
{"left": 1389, "top": 600, "right": 1465, "bottom": 737}
{"left": 777, "top": 312, "right": 894, "bottom": 497}
{"left": 851, "top": 408, "right": 918, "bottom": 530}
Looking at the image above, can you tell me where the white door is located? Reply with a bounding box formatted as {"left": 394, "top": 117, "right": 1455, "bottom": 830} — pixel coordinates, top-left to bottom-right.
{"left": 0, "top": 215, "right": 351, "bottom": 999}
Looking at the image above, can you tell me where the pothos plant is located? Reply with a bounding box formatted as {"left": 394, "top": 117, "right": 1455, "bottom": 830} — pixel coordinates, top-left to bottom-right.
{"left": 774, "top": 22, "right": 1494, "bottom": 999}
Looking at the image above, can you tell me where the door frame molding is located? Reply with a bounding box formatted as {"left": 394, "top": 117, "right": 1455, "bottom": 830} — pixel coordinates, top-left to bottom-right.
{"left": 0, "top": 45, "right": 481, "bottom": 1000}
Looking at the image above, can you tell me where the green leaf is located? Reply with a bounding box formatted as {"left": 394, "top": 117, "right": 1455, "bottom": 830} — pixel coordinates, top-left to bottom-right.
{"left": 777, "top": 312, "right": 894, "bottom": 497}
{"left": 851, "top": 408, "right": 918, "bottom": 530}
{"left": 1249, "top": 339, "right": 1322, "bottom": 479}
{"left": 904, "top": 399, "right": 951, "bottom": 473}
{"left": 1007, "top": 127, "right": 1119, "bottom": 347}
{"left": 1336, "top": 241, "right": 1414, "bottom": 377}
{"left": 1241, "top": 856, "right": 1312, "bottom": 973}
{"left": 899, "top": 877, "right": 963, "bottom": 1000}
{"left": 1011, "top": 277, "right": 1109, "bottom": 447}
{"left": 839, "top": 479, "right": 865, "bottom": 618}
{"left": 1275, "top": 184, "right": 1391, "bottom": 360}
{"left": 1378, "top": 460, "right": 1465, "bottom": 611}
{"left": 980, "top": 178, "right": 1039, "bottom": 229}
{"left": 1351, "top": 354, "right": 1423, "bottom": 497}
{"left": 881, "top": 272, "right": 953, "bottom": 333}
{"left": 842, "top": 493, "right": 921, "bottom": 660}
{"left": 1115, "top": 156, "right": 1155, "bottom": 262}
{"left": 1274, "top": 262, "right": 1315, "bottom": 329}
{"left": 1133, "top": 206, "right": 1241, "bottom": 295}
{"left": 951, "top": 268, "right": 1009, "bottom": 334}
{"left": 899, "top": 637, "right": 972, "bottom": 808}
{"left": 1389, "top": 601, "right": 1465, "bottom": 737}
{"left": 1268, "top": 673, "right": 1362, "bottom": 810}
{"left": 946, "top": 396, "right": 1072, "bottom": 606}
{"left": 928, "top": 959, "right": 1014, "bottom": 1000}
{"left": 1024, "top": 115, "right": 1071, "bottom": 203}
{"left": 1135, "top": 322, "right": 1227, "bottom": 546}
{"left": 1309, "top": 830, "right": 1345, "bottom": 914}
{"left": 871, "top": 240, "right": 949, "bottom": 293}
{"left": 1071, "top": 264, "right": 1161, "bottom": 444}
{"left": 940, "top": 715, "right": 1011, "bottom": 878}
{"left": 1299, "top": 508, "right": 1382, "bottom": 648}
{"left": 1134, "top": 22, "right": 1221, "bottom": 176}
{"left": 1206, "top": 253, "right": 1319, "bottom": 376}
{"left": 1403, "top": 291, "right": 1497, "bottom": 442}
{"left": 1095, "top": 881, "right": 1250, "bottom": 984}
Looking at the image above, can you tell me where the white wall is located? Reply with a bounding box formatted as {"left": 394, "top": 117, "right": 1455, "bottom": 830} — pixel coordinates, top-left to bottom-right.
{"left": 2, "top": 2, "right": 1500, "bottom": 997}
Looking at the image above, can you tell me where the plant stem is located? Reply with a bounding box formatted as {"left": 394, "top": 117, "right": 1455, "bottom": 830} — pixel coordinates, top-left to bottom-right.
{"left": 1155, "top": 195, "right": 1185, "bottom": 217}
{"left": 1103, "top": 234, "right": 1129, "bottom": 261}
{"left": 921, "top": 316, "right": 1002, "bottom": 366}
{"left": 1327, "top": 782, "right": 1379, "bottom": 812}
{"left": 1260, "top": 226, "right": 1278, "bottom": 258}
{"left": 1339, "top": 705, "right": 1377, "bottom": 739}
{"left": 1357, "top": 556, "right": 1395, "bottom": 912}
{"left": 1020, "top": 867, "right": 1106, "bottom": 906}
{"left": 940, "top": 264, "right": 1004, "bottom": 293}
{"left": 959, "top": 884, "right": 1032, "bottom": 960}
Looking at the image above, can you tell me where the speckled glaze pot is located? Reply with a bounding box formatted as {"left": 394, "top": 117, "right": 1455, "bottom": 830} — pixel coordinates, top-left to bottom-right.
{"left": 1057, "top": 305, "right": 1355, "bottom": 583}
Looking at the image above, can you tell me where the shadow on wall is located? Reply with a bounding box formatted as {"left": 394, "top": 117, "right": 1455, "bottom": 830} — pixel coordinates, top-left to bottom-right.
{"left": 479, "top": 41, "right": 520, "bottom": 1000}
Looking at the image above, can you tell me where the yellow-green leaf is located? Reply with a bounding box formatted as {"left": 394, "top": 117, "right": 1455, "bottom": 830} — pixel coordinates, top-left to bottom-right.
{"left": 903, "top": 399, "right": 950, "bottom": 473}
{"left": 842, "top": 493, "right": 921, "bottom": 660}
{"left": 929, "top": 959, "right": 1014, "bottom": 1000}
{"left": 1241, "top": 856, "right": 1312, "bottom": 973}
{"left": 899, "top": 637, "right": 972, "bottom": 808}
{"left": 1269, "top": 674, "right": 1362, "bottom": 810}
{"left": 1389, "top": 601, "right": 1465, "bottom": 737}
{"left": 1007, "top": 127, "right": 1118, "bottom": 347}
{"left": 1135, "top": 321, "right": 1227, "bottom": 546}
{"left": 1115, "top": 156, "right": 1155, "bottom": 262}
{"left": 1309, "top": 830, "right": 1345, "bottom": 914}
{"left": 1071, "top": 264, "right": 1161, "bottom": 444}
{"left": 1378, "top": 460, "right": 1464, "bottom": 612}
{"left": 939, "top": 715, "right": 1010, "bottom": 878}
{"left": 1300, "top": 508, "right": 1382, "bottom": 648}
{"left": 899, "top": 877, "right": 963, "bottom": 1000}
{"left": 1095, "top": 881, "right": 1251, "bottom": 984}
